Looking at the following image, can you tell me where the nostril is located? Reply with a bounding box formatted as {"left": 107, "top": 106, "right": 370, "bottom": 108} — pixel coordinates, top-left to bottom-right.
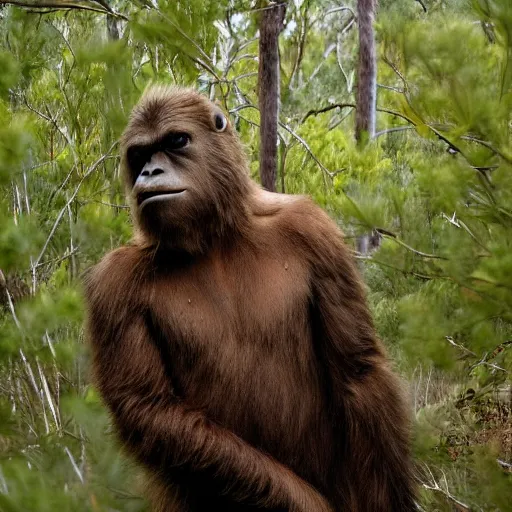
{"left": 151, "top": 168, "right": 164, "bottom": 176}
{"left": 141, "top": 169, "right": 150, "bottom": 177}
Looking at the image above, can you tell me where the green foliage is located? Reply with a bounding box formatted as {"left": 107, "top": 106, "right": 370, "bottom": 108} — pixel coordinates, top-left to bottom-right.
{"left": 0, "top": 0, "right": 511, "bottom": 510}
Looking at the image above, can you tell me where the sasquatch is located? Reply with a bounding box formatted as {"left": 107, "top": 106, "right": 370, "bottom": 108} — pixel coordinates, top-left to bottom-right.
{"left": 84, "top": 86, "right": 416, "bottom": 512}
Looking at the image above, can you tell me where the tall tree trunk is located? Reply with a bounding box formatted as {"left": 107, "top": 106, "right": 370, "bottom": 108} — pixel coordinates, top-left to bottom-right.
{"left": 355, "top": 0, "right": 377, "bottom": 144}
{"left": 355, "top": 0, "right": 379, "bottom": 254}
{"left": 258, "top": 1, "right": 286, "bottom": 192}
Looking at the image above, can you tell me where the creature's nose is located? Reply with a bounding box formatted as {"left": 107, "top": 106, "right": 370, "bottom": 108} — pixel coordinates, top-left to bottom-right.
{"left": 140, "top": 167, "right": 164, "bottom": 177}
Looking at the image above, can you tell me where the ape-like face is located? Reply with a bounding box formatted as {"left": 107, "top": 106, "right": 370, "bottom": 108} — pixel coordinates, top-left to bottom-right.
{"left": 121, "top": 86, "right": 250, "bottom": 253}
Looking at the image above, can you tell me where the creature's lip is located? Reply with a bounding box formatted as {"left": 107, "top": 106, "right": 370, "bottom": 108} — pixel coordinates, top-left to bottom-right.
{"left": 137, "top": 190, "right": 186, "bottom": 207}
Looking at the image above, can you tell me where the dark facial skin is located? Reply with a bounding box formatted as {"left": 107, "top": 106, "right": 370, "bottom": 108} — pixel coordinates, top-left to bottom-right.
{"left": 121, "top": 92, "right": 245, "bottom": 253}
{"left": 131, "top": 134, "right": 189, "bottom": 207}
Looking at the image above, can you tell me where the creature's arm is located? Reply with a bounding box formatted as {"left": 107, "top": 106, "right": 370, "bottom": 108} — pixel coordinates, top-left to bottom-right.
{"left": 84, "top": 271, "right": 331, "bottom": 512}
{"left": 303, "top": 205, "right": 416, "bottom": 511}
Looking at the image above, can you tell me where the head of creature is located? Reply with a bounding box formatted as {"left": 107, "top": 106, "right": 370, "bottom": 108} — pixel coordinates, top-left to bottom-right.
{"left": 121, "top": 86, "right": 251, "bottom": 254}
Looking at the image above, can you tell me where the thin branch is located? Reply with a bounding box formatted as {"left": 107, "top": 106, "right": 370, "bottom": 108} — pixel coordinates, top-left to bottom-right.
{"left": 470, "top": 357, "right": 507, "bottom": 373}
{"left": 377, "top": 83, "right": 404, "bottom": 93}
{"left": 353, "top": 253, "right": 441, "bottom": 281}
{"left": 288, "top": 0, "right": 310, "bottom": 90}
{"left": 64, "top": 446, "right": 84, "bottom": 483}
{"left": 445, "top": 336, "right": 477, "bottom": 357}
{"left": 230, "top": 71, "right": 258, "bottom": 82}
{"left": 3, "top": 279, "right": 22, "bottom": 330}
{"left": 325, "top": 6, "right": 356, "bottom": 18}
{"left": 239, "top": 3, "right": 287, "bottom": 14}
{"left": 441, "top": 212, "right": 491, "bottom": 253}
{"left": 0, "top": 0, "right": 127, "bottom": 18}
{"left": 232, "top": 104, "right": 341, "bottom": 178}
{"left": 37, "top": 358, "right": 60, "bottom": 429}
{"left": 278, "top": 121, "right": 345, "bottom": 178}
{"left": 23, "top": 161, "right": 53, "bottom": 173}
{"left": 156, "top": 9, "right": 212, "bottom": 64}
{"left": 32, "top": 247, "right": 79, "bottom": 270}
{"left": 229, "top": 103, "right": 259, "bottom": 114}
{"left": 237, "top": 37, "right": 259, "bottom": 53}
{"left": 336, "top": 30, "right": 355, "bottom": 94}
{"left": 308, "top": 42, "right": 336, "bottom": 83}
{"left": 374, "top": 126, "right": 414, "bottom": 138}
{"left": 47, "top": 20, "right": 76, "bottom": 88}
{"left": 415, "top": 0, "right": 427, "bottom": 13}
{"left": 302, "top": 102, "right": 356, "bottom": 123}
{"left": 422, "top": 465, "right": 471, "bottom": 511}
{"left": 497, "top": 459, "right": 512, "bottom": 471}
{"left": 190, "top": 56, "right": 222, "bottom": 83}
{"left": 301, "top": 103, "right": 416, "bottom": 128}
{"left": 314, "top": 99, "right": 512, "bottom": 171}
{"left": 22, "top": 97, "right": 74, "bottom": 155}
{"left": 382, "top": 56, "right": 410, "bottom": 95}
{"left": 32, "top": 142, "right": 118, "bottom": 269}
{"left": 461, "top": 135, "right": 512, "bottom": 164}
{"left": 376, "top": 229, "right": 448, "bottom": 260}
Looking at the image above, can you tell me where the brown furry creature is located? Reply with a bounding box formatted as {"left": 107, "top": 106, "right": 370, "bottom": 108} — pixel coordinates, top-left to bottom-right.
{"left": 84, "top": 86, "right": 416, "bottom": 512}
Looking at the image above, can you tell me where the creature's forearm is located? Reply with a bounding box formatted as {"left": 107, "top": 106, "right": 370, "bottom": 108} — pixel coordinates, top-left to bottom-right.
{"left": 108, "top": 392, "right": 331, "bottom": 512}
{"left": 88, "top": 309, "right": 331, "bottom": 512}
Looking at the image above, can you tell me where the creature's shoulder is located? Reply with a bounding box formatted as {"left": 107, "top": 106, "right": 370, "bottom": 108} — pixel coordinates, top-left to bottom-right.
{"left": 83, "top": 244, "right": 146, "bottom": 306}
{"left": 276, "top": 195, "right": 344, "bottom": 241}
{"left": 250, "top": 189, "right": 347, "bottom": 263}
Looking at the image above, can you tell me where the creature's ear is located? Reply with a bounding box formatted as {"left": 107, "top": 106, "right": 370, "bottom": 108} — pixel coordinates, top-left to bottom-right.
{"left": 213, "top": 110, "right": 228, "bottom": 132}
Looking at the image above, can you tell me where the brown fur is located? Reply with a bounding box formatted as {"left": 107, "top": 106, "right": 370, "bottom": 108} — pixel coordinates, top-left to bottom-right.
{"left": 84, "top": 85, "right": 416, "bottom": 511}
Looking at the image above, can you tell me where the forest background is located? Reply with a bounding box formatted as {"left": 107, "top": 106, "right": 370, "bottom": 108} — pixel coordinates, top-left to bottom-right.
{"left": 0, "top": 0, "right": 511, "bottom": 510}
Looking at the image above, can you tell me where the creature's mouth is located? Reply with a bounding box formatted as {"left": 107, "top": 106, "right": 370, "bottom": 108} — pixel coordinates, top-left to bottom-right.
{"left": 137, "top": 190, "right": 186, "bottom": 207}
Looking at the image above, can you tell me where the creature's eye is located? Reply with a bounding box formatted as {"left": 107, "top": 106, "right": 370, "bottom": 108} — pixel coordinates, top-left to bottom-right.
{"left": 163, "top": 133, "right": 190, "bottom": 152}
{"left": 213, "top": 112, "right": 228, "bottom": 132}
{"left": 127, "top": 146, "right": 148, "bottom": 171}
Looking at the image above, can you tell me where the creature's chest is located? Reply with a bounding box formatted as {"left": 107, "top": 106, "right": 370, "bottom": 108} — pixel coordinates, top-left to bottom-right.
{"left": 147, "top": 252, "right": 311, "bottom": 349}
{"left": 145, "top": 251, "right": 320, "bottom": 441}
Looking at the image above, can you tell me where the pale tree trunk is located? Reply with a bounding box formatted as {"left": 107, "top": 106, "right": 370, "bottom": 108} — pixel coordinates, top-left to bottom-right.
{"left": 355, "top": 0, "right": 377, "bottom": 144}
{"left": 258, "top": 1, "right": 286, "bottom": 192}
